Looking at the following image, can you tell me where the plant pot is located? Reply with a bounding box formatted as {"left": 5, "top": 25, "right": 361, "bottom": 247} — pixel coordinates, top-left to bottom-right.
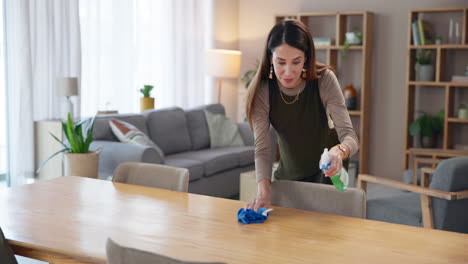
{"left": 64, "top": 151, "right": 100, "bottom": 178}
{"left": 458, "top": 105, "right": 468, "bottom": 119}
{"left": 140, "top": 97, "right": 154, "bottom": 112}
{"left": 420, "top": 136, "right": 435, "bottom": 148}
{"left": 345, "top": 32, "right": 362, "bottom": 45}
{"left": 415, "top": 64, "right": 434, "bottom": 81}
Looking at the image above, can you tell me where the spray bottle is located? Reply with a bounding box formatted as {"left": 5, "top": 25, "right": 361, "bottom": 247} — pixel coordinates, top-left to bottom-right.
{"left": 319, "top": 148, "right": 348, "bottom": 191}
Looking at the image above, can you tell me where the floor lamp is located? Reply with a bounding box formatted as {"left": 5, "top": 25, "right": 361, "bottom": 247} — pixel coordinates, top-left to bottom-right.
{"left": 205, "top": 49, "right": 241, "bottom": 103}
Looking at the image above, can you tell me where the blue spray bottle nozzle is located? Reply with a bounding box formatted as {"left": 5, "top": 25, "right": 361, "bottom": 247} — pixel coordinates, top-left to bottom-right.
{"left": 319, "top": 148, "right": 331, "bottom": 170}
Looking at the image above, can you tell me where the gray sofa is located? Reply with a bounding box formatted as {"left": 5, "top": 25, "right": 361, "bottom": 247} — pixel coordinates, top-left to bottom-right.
{"left": 90, "top": 104, "right": 263, "bottom": 198}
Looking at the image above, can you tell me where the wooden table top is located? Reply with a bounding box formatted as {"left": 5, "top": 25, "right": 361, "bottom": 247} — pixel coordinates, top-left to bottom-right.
{"left": 1, "top": 176, "right": 467, "bottom": 264}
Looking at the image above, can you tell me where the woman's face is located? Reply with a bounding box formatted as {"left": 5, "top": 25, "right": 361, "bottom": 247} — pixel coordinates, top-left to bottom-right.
{"left": 272, "top": 44, "right": 305, "bottom": 89}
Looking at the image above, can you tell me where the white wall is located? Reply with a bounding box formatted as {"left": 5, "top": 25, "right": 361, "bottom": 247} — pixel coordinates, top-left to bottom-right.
{"left": 237, "top": 0, "right": 468, "bottom": 180}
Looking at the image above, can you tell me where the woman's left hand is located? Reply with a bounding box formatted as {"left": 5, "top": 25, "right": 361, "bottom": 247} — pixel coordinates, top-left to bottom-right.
{"left": 322, "top": 147, "right": 343, "bottom": 177}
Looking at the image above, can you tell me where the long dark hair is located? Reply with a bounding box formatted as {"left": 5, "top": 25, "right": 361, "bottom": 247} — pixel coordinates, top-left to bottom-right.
{"left": 246, "top": 19, "right": 331, "bottom": 126}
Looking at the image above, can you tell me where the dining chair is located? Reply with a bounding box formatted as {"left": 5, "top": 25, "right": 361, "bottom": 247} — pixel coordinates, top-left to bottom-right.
{"left": 106, "top": 238, "right": 224, "bottom": 264}
{"left": 0, "top": 227, "right": 18, "bottom": 264}
{"left": 113, "top": 162, "right": 189, "bottom": 192}
{"left": 270, "top": 180, "right": 367, "bottom": 218}
{"left": 358, "top": 157, "right": 468, "bottom": 233}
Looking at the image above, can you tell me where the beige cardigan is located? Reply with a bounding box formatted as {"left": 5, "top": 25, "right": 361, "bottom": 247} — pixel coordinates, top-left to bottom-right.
{"left": 251, "top": 69, "right": 359, "bottom": 182}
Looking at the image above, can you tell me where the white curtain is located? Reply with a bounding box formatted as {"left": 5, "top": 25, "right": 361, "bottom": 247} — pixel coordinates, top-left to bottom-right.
{"left": 4, "top": 0, "right": 81, "bottom": 186}
{"left": 79, "top": 0, "right": 212, "bottom": 117}
{"left": 0, "top": 0, "right": 8, "bottom": 180}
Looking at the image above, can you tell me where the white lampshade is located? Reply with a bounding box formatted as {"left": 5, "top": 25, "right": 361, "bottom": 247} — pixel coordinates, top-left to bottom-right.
{"left": 56, "top": 77, "right": 78, "bottom": 97}
{"left": 205, "top": 49, "right": 242, "bottom": 78}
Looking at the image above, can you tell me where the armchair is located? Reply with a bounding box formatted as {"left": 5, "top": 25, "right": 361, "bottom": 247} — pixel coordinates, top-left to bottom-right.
{"left": 357, "top": 157, "right": 468, "bottom": 233}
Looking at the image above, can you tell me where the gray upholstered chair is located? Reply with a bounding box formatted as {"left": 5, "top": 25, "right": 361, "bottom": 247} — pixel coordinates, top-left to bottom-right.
{"left": 270, "top": 180, "right": 367, "bottom": 218}
{"left": 0, "top": 227, "right": 18, "bottom": 264}
{"left": 106, "top": 238, "right": 224, "bottom": 264}
{"left": 113, "top": 162, "right": 189, "bottom": 192}
{"left": 358, "top": 157, "right": 468, "bottom": 233}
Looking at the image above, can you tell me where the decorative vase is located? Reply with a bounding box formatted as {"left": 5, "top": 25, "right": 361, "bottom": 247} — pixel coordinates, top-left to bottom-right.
{"left": 343, "top": 84, "right": 357, "bottom": 110}
{"left": 140, "top": 97, "right": 155, "bottom": 112}
{"left": 64, "top": 151, "right": 100, "bottom": 178}
{"left": 415, "top": 64, "right": 434, "bottom": 81}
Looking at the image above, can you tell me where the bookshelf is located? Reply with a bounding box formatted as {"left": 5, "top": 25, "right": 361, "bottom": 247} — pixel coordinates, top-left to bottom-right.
{"left": 275, "top": 11, "right": 374, "bottom": 174}
{"left": 404, "top": 7, "right": 468, "bottom": 171}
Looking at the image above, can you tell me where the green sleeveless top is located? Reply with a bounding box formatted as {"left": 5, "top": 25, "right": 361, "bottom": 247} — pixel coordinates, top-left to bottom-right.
{"left": 269, "top": 78, "right": 342, "bottom": 182}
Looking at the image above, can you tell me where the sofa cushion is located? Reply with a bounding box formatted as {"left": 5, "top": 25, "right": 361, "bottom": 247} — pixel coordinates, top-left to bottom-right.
{"left": 237, "top": 122, "right": 254, "bottom": 146}
{"left": 204, "top": 110, "right": 244, "bottom": 148}
{"left": 203, "top": 104, "right": 226, "bottom": 115}
{"left": 367, "top": 192, "right": 421, "bottom": 227}
{"left": 145, "top": 107, "right": 192, "bottom": 155}
{"left": 109, "top": 119, "right": 165, "bottom": 159}
{"left": 221, "top": 146, "right": 254, "bottom": 166}
{"left": 164, "top": 156, "right": 204, "bottom": 182}
{"left": 185, "top": 109, "right": 210, "bottom": 150}
{"left": 94, "top": 114, "right": 148, "bottom": 141}
{"left": 168, "top": 149, "right": 240, "bottom": 177}
{"left": 185, "top": 104, "right": 226, "bottom": 150}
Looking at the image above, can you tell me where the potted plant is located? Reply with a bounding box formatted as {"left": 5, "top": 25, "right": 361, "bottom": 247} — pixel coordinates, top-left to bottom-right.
{"left": 409, "top": 110, "right": 444, "bottom": 148}
{"left": 36, "top": 113, "right": 99, "bottom": 178}
{"left": 414, "top": 50, "right": 434, "bottom": 81}
{"left": 240, "top": 61, "right": 260, "bottom": 121}
{"left": 241, "top": 60, "right": 259, "bottom": 89}
{"left": 140, "top": 84, "right": 154, "bottom": 112}
{"left": 342, "top": 27, "right": 362, "bottom": 60}
{"left": 458, "top": 103, "right": 468, "bottom": 119}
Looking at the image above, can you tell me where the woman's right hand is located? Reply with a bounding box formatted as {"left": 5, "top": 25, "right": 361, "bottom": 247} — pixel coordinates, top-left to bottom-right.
{"left": 246, "top": 194, "right": 271, "bottom": 212}
{"left": 245, "top": 179, "right": 272, "bottom": 212}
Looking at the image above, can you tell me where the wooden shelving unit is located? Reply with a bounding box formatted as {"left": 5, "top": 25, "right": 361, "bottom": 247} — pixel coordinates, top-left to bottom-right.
{"left": 275, "top": 11, "right": 374, "bottom": 174}
{"left": 404, "top": 7, "right": 468, "bottom": 170}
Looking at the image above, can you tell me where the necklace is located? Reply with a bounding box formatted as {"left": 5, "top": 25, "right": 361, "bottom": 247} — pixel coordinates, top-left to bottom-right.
{"left": 279, "top": 87, "right": 301, "bottom": 105}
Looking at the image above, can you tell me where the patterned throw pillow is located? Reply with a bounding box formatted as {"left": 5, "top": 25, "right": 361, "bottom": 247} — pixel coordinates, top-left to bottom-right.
{"left": 204, "top": 110, "right": 244, "bottom": 148}
{"left": 109, "top": 119, "right": 165, "bottom": 158}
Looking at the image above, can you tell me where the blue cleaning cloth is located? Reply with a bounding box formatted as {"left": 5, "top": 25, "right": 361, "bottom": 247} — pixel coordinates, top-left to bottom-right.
{"left": 237, "top": 207, "right": 271, "bottom": 224}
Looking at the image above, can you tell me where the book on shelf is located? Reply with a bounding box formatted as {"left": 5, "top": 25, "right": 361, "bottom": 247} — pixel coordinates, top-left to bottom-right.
{"left": 412, "top": 20, "right": 421, "bottom": 45}
{"left": 454, "top": 144, "right": 468, "bottom": 151}
{"left": 451, "top": 75, "right": 468, "bottom": 83}
{"left": 417, "top": 19, "right": 433, "bottom": 45}
{"left": 313, "top": 37, "right": 332, "bottom": 47}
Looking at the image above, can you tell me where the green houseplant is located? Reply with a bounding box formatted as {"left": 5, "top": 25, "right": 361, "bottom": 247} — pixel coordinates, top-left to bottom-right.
{"left": 240, "top": 61, "right": 259, "bottom": 121}
{"left": 409, "top": 110, "right": 444, "bottom": 148}
{"left": 140, "top": 85, "right": 154, "bottom": 97}
{"left": 415, "top": 50, "right": 432, "bottom": 65}
{"left": 140, "top": 84, "right": 155, "bottom": 112}
{"left": 342, "top": 27, "right": 362, "bottom": 60}
{"left": 241, "top": 60, "right": 259, "bottom": 89}
{"left": 37, "top": 113, "right": 99, "bottom": 178}
{"left": 414, "top": 50, "right": 434, "bottom": 81}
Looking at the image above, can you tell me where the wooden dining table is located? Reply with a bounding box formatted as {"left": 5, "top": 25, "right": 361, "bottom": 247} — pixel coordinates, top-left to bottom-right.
{"left": 0, "top": 176, "right": 467, "bottom": 264}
